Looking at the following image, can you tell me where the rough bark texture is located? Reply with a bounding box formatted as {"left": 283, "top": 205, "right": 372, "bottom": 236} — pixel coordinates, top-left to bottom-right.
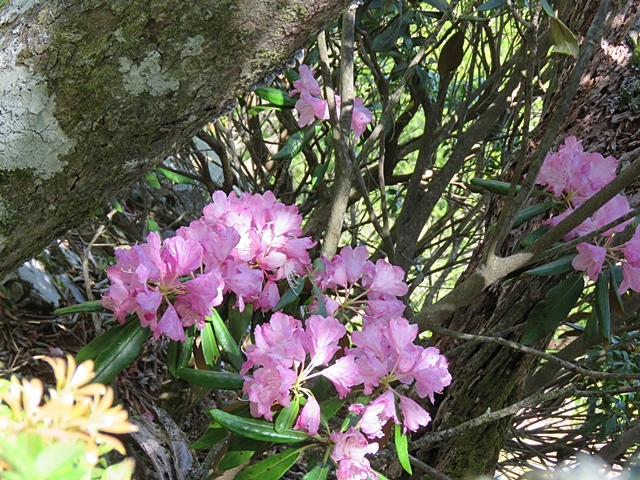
{"left": 0, "top": 0, "right": 350, "bottom": 278}
{"left": 416, "top": 1, "right": 640, "bottom": 476}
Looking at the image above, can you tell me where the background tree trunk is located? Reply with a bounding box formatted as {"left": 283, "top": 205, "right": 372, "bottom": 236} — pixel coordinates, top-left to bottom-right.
{"left": 0, "top": 0, "right": 349, "bottom": 278}
{"left": 415, "top": 1, "right": 640, "bottom": 476}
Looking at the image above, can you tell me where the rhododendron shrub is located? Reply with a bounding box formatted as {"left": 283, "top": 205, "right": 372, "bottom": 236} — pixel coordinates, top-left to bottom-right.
{"left": 98, "top": 191, "right": 451, "bottom": 480}
{"left": 535, "top": 137, "right": 639, "bottom": 294}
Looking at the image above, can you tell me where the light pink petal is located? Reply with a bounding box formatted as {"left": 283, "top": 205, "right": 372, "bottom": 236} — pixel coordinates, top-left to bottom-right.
{"left": 295, "top": 394, "right": 321, "bottom": 436}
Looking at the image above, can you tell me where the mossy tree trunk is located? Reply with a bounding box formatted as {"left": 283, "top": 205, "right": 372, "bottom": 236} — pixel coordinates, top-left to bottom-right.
{"left": 0, "top": 0, "right": 349, "bottom": 278}
{"left": 415, "top": 1, "right": 640, "bottom": 476}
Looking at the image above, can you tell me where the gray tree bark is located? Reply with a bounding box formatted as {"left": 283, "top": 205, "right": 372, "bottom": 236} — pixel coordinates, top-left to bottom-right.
{"left": 0, "top": 0, "right": 349, "bottom": 278}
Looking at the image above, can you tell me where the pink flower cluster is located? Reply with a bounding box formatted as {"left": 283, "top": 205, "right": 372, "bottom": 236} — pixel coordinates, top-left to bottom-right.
{"left": 292, "top": 65, "right": 373, "bottom": 138}
{"left": 536, "top": 137, "right": 639, "bottom": 292}
{"left": 101, "top": 191, "right": 315, "bottom": 341}
{"left": 240, "top": 246, "right": 451, "bottom": 480}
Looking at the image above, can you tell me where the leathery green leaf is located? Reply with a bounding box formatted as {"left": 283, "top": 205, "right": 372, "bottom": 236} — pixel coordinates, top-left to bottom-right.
{"left": 209, "top": 308, "right": 244, "bottom": 372}
{"left": 595, "top": 270, "right": 611, "bottom": 340}
{"left": 92, "top": 321, "right": 151, "bottom": 384}
{"left": 235, "top": 448, "right": 301, "bottom": 480}
{"left": 394, "top": 423, "right": 412, "bottom": 474}
{"left": 521, "top": 275, "right": 584, "bottom": 345}
{"left": 210, "top": 410, "right": 309, "bottom": 444}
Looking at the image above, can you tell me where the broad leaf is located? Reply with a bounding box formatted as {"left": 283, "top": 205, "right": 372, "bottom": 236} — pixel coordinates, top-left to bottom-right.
{"left": 438, "top": 31, "right": 465, "bottom": 76}
{"left": 301, "top": 463, "right": 330, "bottom": 480}
{"left": 167, "top": 335, "right": 194, "bottom": 377}
{"left": 145, "top": 172, "right": 161, "bottom": 189}
{"left": 34, "top": 442, "right": 85, "bottom": 479}
{"left": 75, "top": 320, "right": 131, "bottom": 363}
{"left": 540, "top": 0, "right": 579, "bottom": 56}
{"left": 394, "top": 423, "right": 412, "bottom": 474}
{"left": 209, "top": 308, "right": 244, "bottom": 372}
{"left": 177, "top": 368, "right": 244, "bottom": 390}
{"left": 201, "top": 322, "right": 220, "bottom": 367}
{"left": 470, "top": 177, "right": 546, "bottom": 197}
{"left": 275, "top": 396, "right": 300, "bottom": 433}
{"left": 228, "top": 304, "right": 254, "bottom": 343}
{"left": 595, "top": 270, "right": 611, "bottom": 340}
{"left": 425, "top": 0, "right": 448, "bottom": 13}
{"left": 156, "top": 167, "right": 196, "bottom": 184}
{"left": 235, "top": 448, "right": 301, "bottom": 480}
{"left": 512, "top": 202, "right": 555, "bottom": 228}
{"left": 92, "top": 321, "right": 152, "bottom": 383}
{"left": 273, "top": 280, "right": 305, "bottom": 311}
{"left": 477, "top": 0, "right": 506, "bottom": 11}
{"left": 521, "top": 275, "right": 584, "bottom": 345}
{"left": 210, "top": 409, "right": 310, "bottom": 444}
{"left": 320, "top": 397, "right": 346, "bottom": 422}
{"left": 272, "top": 126, "right": 317, "bottom": 161}
{"left": 218, "top": 435, "right": 265, "bottom": 471}
{"left": 55, "top": 299, "right": 105, "bottom": 315}
{"left": 255, "top": 87, "right": 297, "bottom": 107}
{"left": 609, "top": 265, "right": 625, "bottom": 316}
{"left": 522, "top": 255, "right": 576, "bottom": 277}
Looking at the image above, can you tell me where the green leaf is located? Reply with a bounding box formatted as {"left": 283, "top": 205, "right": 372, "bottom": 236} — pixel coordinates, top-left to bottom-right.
{"left": 255, "top": 87, "right": 297, "bottom": 107}
{"left": 272, "top": 126, "right": 317, "bottom": 161}
{"left": 522, "top": 255, "right": 576, "bottom": 277}
{"left": 519, "top": 226, "right": 549, "bottom": 248}
{"left": 521, "top": 275, "right": 584, "bottom": 345}
{"left": 34, "top": 442, "right": 85, "bottom": 479}
{"left": 210, "top": 410, "right": 310, "bottom": 444}
{"left": 301, "top": 463, "right": 330, "bottom": 480}
{"left": 248, "top": 105, "right": 282, "bottom": 115}
{"left": 235, "top": 447, "right": 301, "bottom": 480}
{"left": 438, "top": 31, "right": 465, "bottom": 76}
{"left": 209, "top": 308, "right": 244, "bottom": 372}
{"left": 394, "top": 423, "right": 412, "bottom": 474}
{"left": 109, "top": 197, "right": 124, "bottom": 213}
{"left": 176, "top": 368, "right": 244, "bottom": 390}
{"left": 470, "top": 177, "right": 546, "bottom": 197}
{"left": 319, "top": 397, "right": 346, "bottom": 421}
{"left": 218, "top": 435, "right": 265, "bottom": 471}
{"left": 156, "top": 167, "right": 196, "bottom": 184}
{"left": 167, "top": 334, "right": 194, "bottom": 378}
{"left": 75, "top": 318, "right": 135, "bottom": 363}
{"left": 147, "top": 217, "right": 160, "bottom": 232}
{"left": 608, "top": 265, "right": 625, "bottom": 316}
{"left": 191, "top": 423, "right": 228, "bottom": 449}
{"left": 273, "top": 280, "right": 305, "bottom": 311}
{"left": 584, "top": 311, "right": 600, "bottom": 340}
{"left": 93, "top": 321, "right": 152, "bottom": 384}
{"left": 540, "top": 0, "right": 579, "bottom": 56}
{"left": 54, "top": 300, "right": 105, "bottom": 315}
{"left": 424, "top": 0, "right": 448, "bottom": 13}
{"left": 512, "top": 202, "right": 555, "bottom": 228}
{"left": 275, "top": 396, "right": 300, "bottom": 433}
{"left": 595, "top": 271, "right": 611, "bottom": 340}
{"left": 477, "top": 0, "right": 506, "bottom": 11}
{"left": 228, "top": 304, "right": 254, "bottom": 343}
{"left": 101, "top": 458, "right": 135, "bottom": 480}
{"left": 201, "top": 322, "right": 220, "bottom": 367}
{"left": 145, "top": 173, "right": 161, "bottom": 189}
{"left": 312, "top": 285, "right": 327, "bottom": 317}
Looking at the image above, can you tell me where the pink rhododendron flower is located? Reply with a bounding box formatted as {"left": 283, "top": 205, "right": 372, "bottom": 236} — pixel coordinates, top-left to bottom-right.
{"left": 357, "top": 390, "right": 398, "bottom": 439}
{"left": 321, "top": 355, "right": 361, "bottom": 398}
{"left": 351, "top": 97, "right": 373, "bottom": 139}
{"left": 398, "top": 394, "right": 431, "bottom": 433}
{"left": 330, "top": 428, "right": 379, "bottom": 480}
{"left": 243, "top": 360, "right": 297, "bottom": 421}
{"left": 572, "top": 243, "right": 607, "bottom": 281}
{"left": 623, "top": 225, "right": 640, "bottom": 267}
{"left": 290, "top": 65, "right": 322, "bottom": 96}
{"left": 296, "top": 91, "right": 329, "bottom": 127}
{"left": 302, "top": 315, "right": 346, "bottom": 368}
{"left": 619, "top": 262, "right": 640, "bottom": 295}
{"left": 295, "top": 394, "right": 321, "bottom": 436}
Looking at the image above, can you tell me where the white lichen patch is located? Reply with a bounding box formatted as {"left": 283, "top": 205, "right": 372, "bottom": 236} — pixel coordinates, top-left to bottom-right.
{"left": 0, "top": 65, "right": 76, "bottom": 180}
{"left": 119, "top": 51, "right": 179, "bottom": 97}
{"left": 181, "top": 35, "right": 204, "bottom": 58}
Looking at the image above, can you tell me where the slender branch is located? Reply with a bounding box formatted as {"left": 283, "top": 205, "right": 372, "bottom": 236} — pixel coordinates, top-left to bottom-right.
{"left": 411, "top": 384, "right": 640, "bottom": 450}
{"left": 429, "top": 325, "right": 640, "bottom": 381}
{"left": 318, "top": 9, "right": 356, "bottom": 258}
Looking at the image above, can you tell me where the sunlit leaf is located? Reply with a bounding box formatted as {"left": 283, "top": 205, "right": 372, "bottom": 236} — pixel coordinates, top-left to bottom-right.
{"left": 235, "top": 448, "right": 301, "bottom": 480}
{"left": 394, "top": 423, "right": 412, "bottom": 474}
